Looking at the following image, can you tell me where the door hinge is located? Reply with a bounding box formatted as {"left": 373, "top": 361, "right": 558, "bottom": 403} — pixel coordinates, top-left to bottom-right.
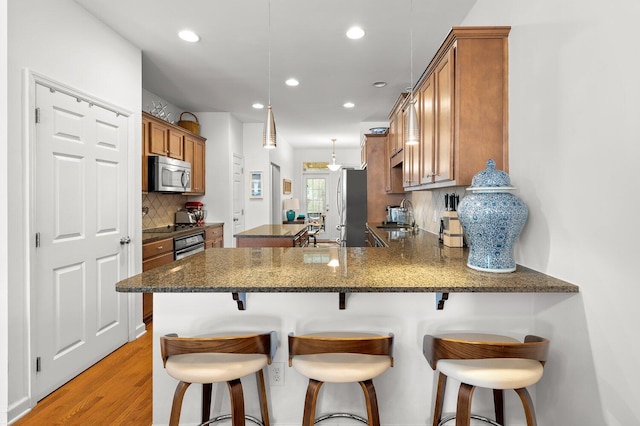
{"left": 35, "top": 107, "right": 41, "bottom": 124}
{"left": 35, "top": 232, "right": 41, "bottom": 248}
{"left": 36, "top": 357, "right": 41, "bottom": 373}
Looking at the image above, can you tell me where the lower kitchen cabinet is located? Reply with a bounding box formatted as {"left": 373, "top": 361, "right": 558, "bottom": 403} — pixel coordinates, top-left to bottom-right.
{"left": 205, "top": 224, "right": 224, "bottom": 248}
{"left": 142, "top": 237, "right": 174, "bottom": 324}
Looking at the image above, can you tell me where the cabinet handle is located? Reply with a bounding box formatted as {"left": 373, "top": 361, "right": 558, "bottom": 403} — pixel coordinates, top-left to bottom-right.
{"left": 157, "top": 246, "right": 163, "bottom": 249}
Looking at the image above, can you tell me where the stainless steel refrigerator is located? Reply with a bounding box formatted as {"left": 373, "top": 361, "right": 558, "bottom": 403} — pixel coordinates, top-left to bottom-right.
{"left": 337, "top": 168, "right": 367, "bottom": 246}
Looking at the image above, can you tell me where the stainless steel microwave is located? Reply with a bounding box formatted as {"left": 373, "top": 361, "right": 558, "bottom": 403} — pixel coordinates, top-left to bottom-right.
{"left": 148, "top": 156, "right": 191, "bottom": 193}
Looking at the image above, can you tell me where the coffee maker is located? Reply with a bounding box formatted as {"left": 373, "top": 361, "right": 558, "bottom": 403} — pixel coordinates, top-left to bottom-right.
{"left": 185, "top": 201, "right": 206, "bottom": 226}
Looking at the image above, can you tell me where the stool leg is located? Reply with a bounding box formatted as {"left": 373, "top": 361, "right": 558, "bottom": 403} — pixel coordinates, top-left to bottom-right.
{"left": 359, "top": 379, "right": 381, "bottom": 426}
{"left": 256, "top": 368, "right": 271, "bottom": 426}
{"left": 455, "top": 383, "right": 476, "bottom": 426}
{"left": 514, "top": 388, "right": 538, "bottom": 426}
{"left": 169, "top": 381, "right": 191, "bottom": 426}
{"left": 302, "top": 379, "right": 324, "bottom": 426}
{"left": 202, "top": 383, "right": 213, "bottom": 423}
{"left": 493, "top": 389, "right": 504, "bottom": 425}
{"left": 227, "top": 378, "right": 245, "bottom": 426}
{"left": 432, "top": 372, "right": 447, "bottom": 426}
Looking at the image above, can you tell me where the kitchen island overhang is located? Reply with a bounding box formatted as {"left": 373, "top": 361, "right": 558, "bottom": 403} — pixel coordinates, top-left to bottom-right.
{"left": 117, "top": 230, "right": 578, "bottom": 310}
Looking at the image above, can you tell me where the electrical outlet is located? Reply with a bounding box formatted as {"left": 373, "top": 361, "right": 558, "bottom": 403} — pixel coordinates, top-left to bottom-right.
{"left": 269, "top": 361, "right": 284, "bottom": 386}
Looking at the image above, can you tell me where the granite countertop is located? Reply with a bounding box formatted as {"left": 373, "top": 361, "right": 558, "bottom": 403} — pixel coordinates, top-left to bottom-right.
{"left": 234, "top": 224, "right": 308, "bottom": 238}
{"left": 142, "top": 222, "right": 223, "bottom": 244}
{"left": 118, "top": 224, "right": 578, "bottom": 294}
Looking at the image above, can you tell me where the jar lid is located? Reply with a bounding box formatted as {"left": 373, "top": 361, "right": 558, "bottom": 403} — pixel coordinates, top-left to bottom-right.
{"left": 470, "top": 159, "right": 512, "bottom": 187}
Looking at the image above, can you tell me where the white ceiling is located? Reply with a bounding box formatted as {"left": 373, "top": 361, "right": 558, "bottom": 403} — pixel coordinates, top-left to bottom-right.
{"left": 75, "top": 0, "right": 476, "bottom": 148}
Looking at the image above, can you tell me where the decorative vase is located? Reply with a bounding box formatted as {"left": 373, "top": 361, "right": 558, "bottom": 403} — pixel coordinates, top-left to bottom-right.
{"left": 286, "top": 210, "right": 296, "bottom": 221}
{"left": 457, "top": 159, "right": 528, "bottom": 273}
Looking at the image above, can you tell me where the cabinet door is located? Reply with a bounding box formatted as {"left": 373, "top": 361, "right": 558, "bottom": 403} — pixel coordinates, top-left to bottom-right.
{"left": 205, "top": 226, "right": 224, "bottom": 248}
{"left": 420, "top": 74, "right": 436, "bottom": 184}
{"left": 167, "top": 129, "right": 184, "bottom": 159}
{"left": 434, "top": 48, "right": 454, "bottom": 183}
{"left": 193, "top": 139, "right": 205, "bottom": 193}
{"left": 149, "top": 120, "right": 168, "bottom": 156}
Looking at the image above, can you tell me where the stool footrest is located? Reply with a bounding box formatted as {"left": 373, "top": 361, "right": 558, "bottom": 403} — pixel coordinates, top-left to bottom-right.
{"left": 314, "top": 412, "right": 368, "bottom": 424}
{"left": 438, "top": 413, "right": 502, "bottom": 426}
{"left": 202, "top": 414, "right": 264, "bottom": 426}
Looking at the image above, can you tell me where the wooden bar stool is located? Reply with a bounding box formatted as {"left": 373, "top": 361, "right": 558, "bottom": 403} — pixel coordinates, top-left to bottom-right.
{"left": 422, "top": 333, "right": 549, "bottom": 426}
{"left": 288, "top": 332, "right": 394, "bottom": 426}
{"left": 160, "top": 331, "right": 278, "bottom": 426}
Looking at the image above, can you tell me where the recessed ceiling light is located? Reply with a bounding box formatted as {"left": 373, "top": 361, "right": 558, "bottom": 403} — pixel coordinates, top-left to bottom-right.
{"left": 373, "top": 81, "right": 387, "bottom": 88}
{"left": 343, "top": 102, "right": 355, "bottom": 109}
{"left": 252, "top": 103, "right": 264, "bottom": 109}
{"left": 178, "top": 30, "right": 200, "bottom": 43}
{"left": 285, "top": 78, "right": 299, "bottom": 86}
{"left": 346, "top": 26, "right": 365, "bottom": 40}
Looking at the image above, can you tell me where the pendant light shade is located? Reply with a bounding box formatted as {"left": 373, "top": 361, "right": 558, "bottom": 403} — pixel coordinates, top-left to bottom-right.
{"left": 405, "top": 100, "right": 419, "bottom": 145}
{"left": 262, "top": 0, "right": 277, "bottom": 149}
{"left": 404, "top": 0, "right": 420, "bottom": 146}
{"left": 263, "top": 105, "right": 277, "bottom": 149}
{"left": 327, "top": 138, "right": 341, "bottom": 171}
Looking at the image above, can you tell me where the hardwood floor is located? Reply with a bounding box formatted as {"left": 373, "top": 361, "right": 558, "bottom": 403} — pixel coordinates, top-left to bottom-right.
{"left": 15, "top": 323, "right": 152, "bottom": 425}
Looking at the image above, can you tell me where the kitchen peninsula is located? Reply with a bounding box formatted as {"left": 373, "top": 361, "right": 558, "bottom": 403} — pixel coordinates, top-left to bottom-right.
{"left": 119, "top": 226, "right": 578, "bottom": 304}
{"left": 120, "top": 226, "right": 578, "bottom": 425}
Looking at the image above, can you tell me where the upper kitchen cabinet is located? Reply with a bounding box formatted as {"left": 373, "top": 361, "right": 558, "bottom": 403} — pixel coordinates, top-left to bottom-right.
{"left": 183, "top": 135, "right": 206, "bottom": 195}
{"left": 148, "top": 116, "right": 184, "bottom": 159}
{"left": 414, "top": 26, "right": 510, "bottom": 190}
{"left": 142, "top": 111, "right": 207, "bottom": 193}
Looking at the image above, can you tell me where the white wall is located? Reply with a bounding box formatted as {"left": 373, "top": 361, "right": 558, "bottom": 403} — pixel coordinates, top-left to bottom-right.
{"left": 455, "top": 0, "right": 640, "bottom": 424}
{"left": 242, "top": 123, "right": 296, "bottom": 230}
{"left": 5, "top": 0, "right": 141, "bottom": 422}
{"left": 1, "top": 0, "right": 9, "bottom": 424}
{"left": 188, "top": 112, "right": 243, "bottom": 248}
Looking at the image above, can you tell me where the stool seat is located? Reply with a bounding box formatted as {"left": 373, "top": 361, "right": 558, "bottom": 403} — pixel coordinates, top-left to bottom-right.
{"left": 437, "top": 358, "right": 544, "bottom": 390}
{"left": 166, "top": 353, "right": 269, "bottom": 384}
{"left": 292, "top": 353, "right": 392, "bottom": 383}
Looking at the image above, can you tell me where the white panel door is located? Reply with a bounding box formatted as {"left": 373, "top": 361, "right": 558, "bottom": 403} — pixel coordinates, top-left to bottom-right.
{"left": 233, "top": 154, "right": 245, "bottom": 242}
{"left": 34, "top": 84, "right": 129, "bottom": 400}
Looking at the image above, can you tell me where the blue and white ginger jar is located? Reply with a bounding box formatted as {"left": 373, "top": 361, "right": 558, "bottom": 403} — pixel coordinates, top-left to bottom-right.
{"left": 457, "top": 159, "right": 528, "bottom": 273}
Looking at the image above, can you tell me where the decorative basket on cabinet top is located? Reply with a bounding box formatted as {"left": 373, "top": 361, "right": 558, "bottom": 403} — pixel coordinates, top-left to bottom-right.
{"left": 177, "top": 111, "right": 199, "bottom": 135}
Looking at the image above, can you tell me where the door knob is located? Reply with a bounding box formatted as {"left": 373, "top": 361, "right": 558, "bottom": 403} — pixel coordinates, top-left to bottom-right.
{"left": 120, "top": 237, "right": 131, "bottom": 245}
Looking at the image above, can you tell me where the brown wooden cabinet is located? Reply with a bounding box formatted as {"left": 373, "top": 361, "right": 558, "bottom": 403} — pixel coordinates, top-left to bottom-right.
{"left": 409, "top": 26, "right": 510, "bottom": 189}
{"left": 142, "top": 237, "right": 174, "bottom": 324}
{"left": 184, "top": 135, "right": 206, "bottom": 194}
{"left": 142, "top": 111, "right": 207, "bottom": 193}
{"left": 205, "top": 224, "right": 224, "bottom": 248}
{"left": 364, "top": 132, "right": 404, "bottom": 223}
{"left": 149, "top": 119, "right": 184, "bottom": 159}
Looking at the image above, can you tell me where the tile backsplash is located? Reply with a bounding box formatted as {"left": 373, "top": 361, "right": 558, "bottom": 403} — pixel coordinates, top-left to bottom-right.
{"left": 412, "top": 187, "right": 467, "bottom": 235}
{"left": 142, "top": 193, "right": 188, "bottom": 229}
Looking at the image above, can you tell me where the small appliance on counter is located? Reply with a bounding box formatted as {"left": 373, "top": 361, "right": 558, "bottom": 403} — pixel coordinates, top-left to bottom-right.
{"left": 185, "top": 201, "right": 207, "bottom": 225}
{"left": 175, "top": 210, "right": 196, "bottom": 226}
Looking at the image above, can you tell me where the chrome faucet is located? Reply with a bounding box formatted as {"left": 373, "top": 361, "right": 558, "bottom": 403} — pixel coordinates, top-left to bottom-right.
{"left": 400, "top": 198, "right": 417, "bottom": 231}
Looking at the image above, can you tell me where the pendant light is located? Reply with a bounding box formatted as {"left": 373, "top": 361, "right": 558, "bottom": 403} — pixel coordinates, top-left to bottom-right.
{"left": 405, "top": 0, "right": 419, "bottom": 146}
{"left": 327, "top": 138, "right": 341, "bottom": 171}
{"left": 263, "top": 0, "right": 277, "bottom": 149}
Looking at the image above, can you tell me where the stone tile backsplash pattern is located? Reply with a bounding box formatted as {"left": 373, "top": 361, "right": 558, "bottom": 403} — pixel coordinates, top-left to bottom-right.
{"left": 412, "top": 187, "right": 467, "bottom": 235}
{"left": 142, "top": 193, "right": 188, "bottom": 229}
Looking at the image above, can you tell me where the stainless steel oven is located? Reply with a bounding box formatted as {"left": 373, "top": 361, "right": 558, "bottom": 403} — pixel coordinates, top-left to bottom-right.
{"left": 174, "top": 232, "right": 205, "bottom": 260}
